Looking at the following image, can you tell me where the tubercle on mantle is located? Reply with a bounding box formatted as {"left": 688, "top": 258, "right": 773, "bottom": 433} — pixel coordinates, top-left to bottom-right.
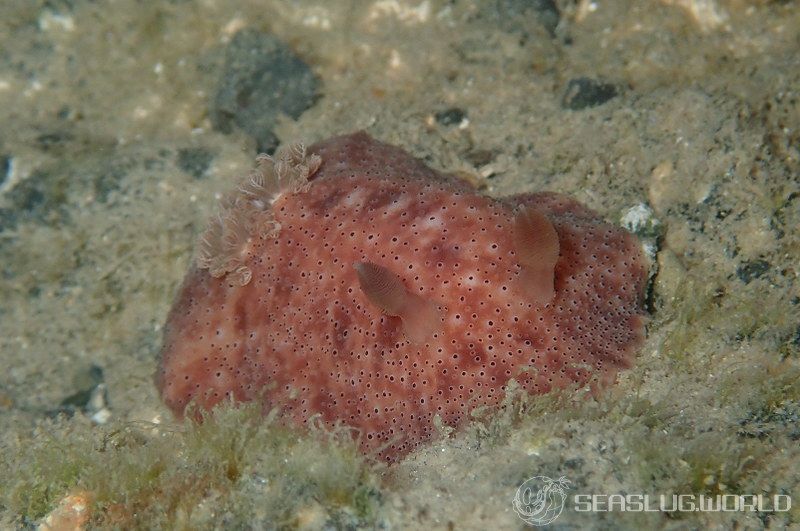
{"left": 194, "top": 142, "right": 322, "bottom": 286}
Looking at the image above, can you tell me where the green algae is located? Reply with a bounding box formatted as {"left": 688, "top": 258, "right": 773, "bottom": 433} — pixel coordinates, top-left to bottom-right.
{"left": 1, "top": 403, "right": 382, "bottom": 529}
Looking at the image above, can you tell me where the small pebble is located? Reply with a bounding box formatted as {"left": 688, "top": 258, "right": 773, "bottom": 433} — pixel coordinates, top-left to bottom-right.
{"left": 434, "top": 107, "right": 467, "bottom": 127}
{"left": 736, "top": 259, "right": 770, "bottom": 284}
{"left": 562, "top": 77, "right": 618, "bottom": 110}
{"left": 177, "top": 147, "right": 214, "bottom": 180}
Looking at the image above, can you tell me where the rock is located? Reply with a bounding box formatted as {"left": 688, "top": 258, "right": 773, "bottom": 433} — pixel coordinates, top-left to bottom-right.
{"left": 620, "top": 203, "right": 664, "bottom": 263}
{"left": 177, "top": 147, "right": 214, "bottom": 180}
{"left": 490, "top": 0, "right": 560, "bottom": 37}
{"left": 36, "top": 130, "right": 75, "bottom": 153}
{"left": 561, "top": 78, "right": 618, "bottom": 110}
{"left": 0, "top": 168, "right": 67, "bottom": 231}
{"left": 434, "top": 107, "right": 467, "bottom": 127}
{"left": 210, "top": 29, "right": 320, "bottom": 154}
{"left": 49, "top": 364, "right": 111, "bottom": 424}
{"left": 0, "top": 154, "right": 9, "bottom": 187}
{"left": 38, "top": 490, "right": 93, "bottom": 531}
{"left": 0, "top": 152, "right": 148, "bottom": 231}
{"left": 736, "top": 259, "right": 770, "bottom": 284}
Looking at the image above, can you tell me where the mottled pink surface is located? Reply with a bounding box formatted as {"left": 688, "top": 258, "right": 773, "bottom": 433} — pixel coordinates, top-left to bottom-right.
{"left": 156, "top": 132, "right": 647, "bottom": 462}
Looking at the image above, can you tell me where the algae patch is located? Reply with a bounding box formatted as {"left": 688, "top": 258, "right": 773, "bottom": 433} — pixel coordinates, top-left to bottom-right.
{"left": 1, "top": 402, "right": 382, "bottom": 529}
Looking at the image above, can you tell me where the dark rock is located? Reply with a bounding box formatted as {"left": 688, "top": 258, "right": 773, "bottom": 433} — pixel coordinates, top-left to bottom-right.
{"left": 739, "top": 401, "right": 800, "bottom": 441}
{"left": 435, "top": 107, "right": 467, "bottom": 126}
{"left": 562, "top": 78, "right": 618, "bottom": 110}
{"left": 563, "top": 457, "right": 584, "bottom": 470}
{"left": 36, "top": 130, "right": 75, "bottom": 152}
{"left": 177, "top": 147, "right": 214, "bottom": 179}
{"left": 736, "top": 259, "right": 770, "bottom": 284}
{"left": 43, "top": 0, "right": 79, "bottom": 11}
{"left": 210, "top": 29, "right": 320, "bottom": 154}
{"left": 464, "top": 148, "right": 496, "bottom": 168}
{"left": 491, "top": 0, "right": 560, "bottom": 37}
{"left": 48, "top": 364, "right": 107, "bottom": 420}
{"left": 527, "top": 0, "right": 560, "bottom": 36}
{"left": 0, "top": 168, "right": 67, "bottom": 231}
{"left": 92, "top": 157, "right": 135, "bottom": 202}
{"left": 144, "top": 156, "right": 166, "bottom": 172}
{"left": 0, "top": 154, "right": 9, "bottom": 186}
{"left": 56, "top": 105, "right": 73, "bottom": 120}
{"left": 0, "top": 154, "right": 136, "bottom": 231}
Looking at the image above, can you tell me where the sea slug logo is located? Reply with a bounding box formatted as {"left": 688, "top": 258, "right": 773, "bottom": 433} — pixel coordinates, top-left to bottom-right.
{"left": 512, "top": 475, "right": 571, "bottom": 526}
